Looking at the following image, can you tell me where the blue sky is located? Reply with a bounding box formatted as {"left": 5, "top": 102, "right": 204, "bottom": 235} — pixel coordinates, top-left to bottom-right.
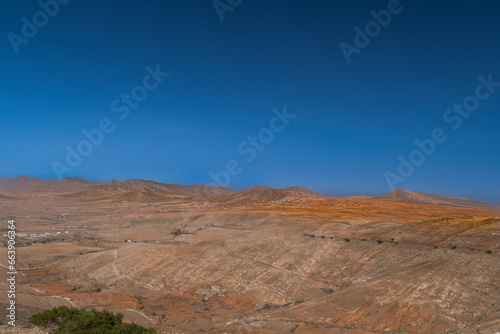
{"left": 1, "top": 0, "right": 499, "bottom": 203}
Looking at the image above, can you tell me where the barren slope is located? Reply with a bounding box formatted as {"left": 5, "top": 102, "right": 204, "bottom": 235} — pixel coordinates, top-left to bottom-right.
{"left": 0, "top": 178, "right": 499, "bottom": 333}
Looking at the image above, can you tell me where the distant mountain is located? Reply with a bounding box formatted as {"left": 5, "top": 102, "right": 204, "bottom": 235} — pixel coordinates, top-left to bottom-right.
{"left": 0, "top": 176, "right": 324, "bottom": 203}
{"left": 0, "top": 175, "right": 91, "bottom": 190}
{"left": 0, "top": 177, "right": 318, "bottom": 200}
{"left": 73, "top": 179, "right": 233, "bottom": 198}
{"left": 0, "top": 175, "right": 45, "bottom": 189}
{"left": 233, "top": 185, "right": 321, "bottom": 202}
{"left": 374, "top": 188, "right": 488, "bottom": 208}
{"left": 284, "top": 186, "right": 322, "bottom": 196}
{"left": 56, "top": 176, "right": 89, "bottom": 185}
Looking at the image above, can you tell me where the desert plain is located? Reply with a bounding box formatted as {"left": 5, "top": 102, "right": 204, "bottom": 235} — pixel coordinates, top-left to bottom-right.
{"left": 0, "top": 176, "right": 499, "bottom": 334}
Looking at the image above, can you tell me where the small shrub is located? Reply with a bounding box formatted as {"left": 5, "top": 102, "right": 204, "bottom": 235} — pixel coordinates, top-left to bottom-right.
{"left": 486, "top": 250, "right": 492, "bottom": 254}
{"left": 321, "top": 287, "right": 334, "bottom": 295}
{"left": 451, "top": 246, "right": 457, "bottom": 250}
{"left": 434, "top": 246, "right": 438, "bottom": 249}
{"left": 394, "top": 242, "right": 398, "bottom": 245}
{"left": 376, "top": 240, "right": 383, "bottom": 244}
{"left": 344, "top": 238, "right": 350, "bottom": 242}
{"left": 262, "top": 303, "right": 279, "bottom": 310}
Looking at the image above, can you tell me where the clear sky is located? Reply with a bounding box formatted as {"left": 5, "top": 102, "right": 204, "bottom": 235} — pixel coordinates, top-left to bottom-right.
{"left": 1, "top": 0, "right": 499, "bottom": 203}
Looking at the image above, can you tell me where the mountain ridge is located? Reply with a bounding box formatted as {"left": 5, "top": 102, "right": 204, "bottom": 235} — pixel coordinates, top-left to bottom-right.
{"left": 374, "top": 188, "right": 489, "bottom": 208}
{"left": 0, "top": 176, "right": 495, "bottom": 208}
{"left": 0, "top": 176, "right": 320, "bottom": 199}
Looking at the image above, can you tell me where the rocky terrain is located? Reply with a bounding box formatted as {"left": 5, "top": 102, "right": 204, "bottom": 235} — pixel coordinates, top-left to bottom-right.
{"left": 0, "top": 177, "right": 499, "bottom": 333}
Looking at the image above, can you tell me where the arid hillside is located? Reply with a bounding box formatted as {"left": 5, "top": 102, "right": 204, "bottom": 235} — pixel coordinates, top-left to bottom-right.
{"left": 0, "top": 177, "right": 499, "bottom": 333}
{"left": 374, "top": 188, "right": 490, "bottom": 208}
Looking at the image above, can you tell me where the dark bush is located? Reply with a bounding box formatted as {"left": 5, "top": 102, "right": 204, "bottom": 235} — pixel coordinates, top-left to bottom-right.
{"left": 261, "top": 303, "right": 280, "bottom": 310}
{"left": 321, "top": 287, "right": 334, "bottom": 295}
{"left": 29, "top": 306, "right": 156, "bottom": 333}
